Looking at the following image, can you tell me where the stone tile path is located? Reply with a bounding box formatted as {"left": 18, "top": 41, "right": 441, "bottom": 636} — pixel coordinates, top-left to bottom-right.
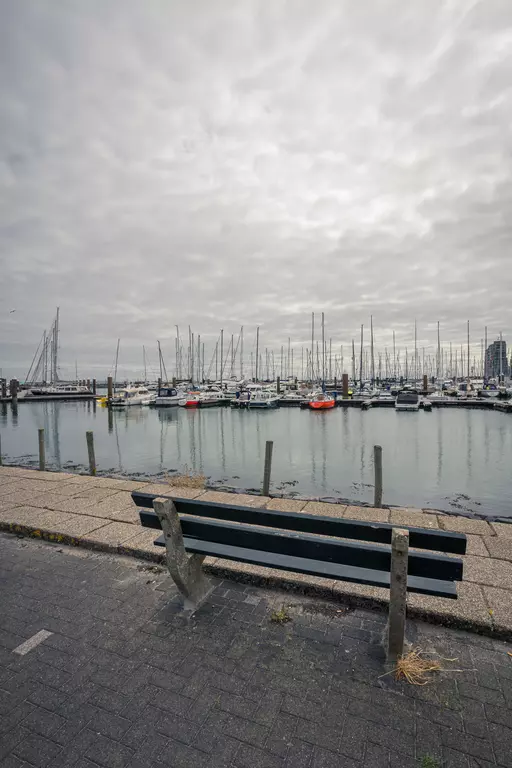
{"left": 1, "top": 534, "right": 511, "bottom": 768}
{"left": 0, "top": 466, "right": 511, "bottom": 636}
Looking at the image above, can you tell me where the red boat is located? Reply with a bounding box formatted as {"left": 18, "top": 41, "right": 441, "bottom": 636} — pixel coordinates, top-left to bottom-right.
{"left": 308, "top": 392, "right": 336, "bottom": 410}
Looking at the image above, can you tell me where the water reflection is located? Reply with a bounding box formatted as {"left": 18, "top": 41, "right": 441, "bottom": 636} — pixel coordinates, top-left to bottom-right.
{"left": 0, "top": 401, "right": 510, "bottom": 516}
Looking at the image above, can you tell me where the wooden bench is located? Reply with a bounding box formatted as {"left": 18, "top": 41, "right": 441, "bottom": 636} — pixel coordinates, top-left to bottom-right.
{"left": 131, "top": 491, "right": 466, "bottom": 659}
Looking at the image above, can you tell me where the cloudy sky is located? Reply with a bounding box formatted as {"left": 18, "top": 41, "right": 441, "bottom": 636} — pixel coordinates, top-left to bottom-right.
{"left": 1, "top": 0, "right": 512, "bottom": 380}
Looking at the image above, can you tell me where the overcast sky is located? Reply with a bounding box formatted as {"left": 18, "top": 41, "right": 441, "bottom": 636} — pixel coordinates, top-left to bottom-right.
{"left": 1, "top": 0, "right": 512, "bottom": 380}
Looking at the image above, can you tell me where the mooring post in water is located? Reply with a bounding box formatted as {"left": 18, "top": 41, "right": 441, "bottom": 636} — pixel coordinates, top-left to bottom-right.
{"left": 92, "top": 379, "right": 97, "bottom": 395}
{"left": 262, "top": 440, "right": 273, "bottom": 497}
{"left": 38, "top": 428, "right": 45, "bottom": 471}
{"left": 276, "top": 376, "right": 281, "bottom": 394}
{"left": 388, "top": 528, "right": 409, "bottom": 662}
{"left": 86, "top": 431, "right": 96, "bottom": 476}
{"left": 107, "top": 376, "right": 113, "bottom": 402}
{"left": 158, "top": 378, "right": 162, "bottom": 394}
{"left": 423, "top": 374, "right": 428, "bottom": 393}
{"left": 10, "top": 379, "right": 18, "bottom": 404}
{"left": 374, "top": 444, "right": 383, "bottom": 507}
{"left": 1, "top": 380, "right": 6, "bottom": 399}
{"left": 342, "top": 373, "right": 349, "bottom": 398}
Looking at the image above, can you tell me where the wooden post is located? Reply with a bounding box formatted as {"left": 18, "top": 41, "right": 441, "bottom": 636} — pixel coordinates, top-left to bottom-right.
{"left": 86, "top": 379, "right": 91, "bottom": 390}
{"left": 423, "top": 374, "right": 428, "bottom": 393}
{"left": 1, "top": 381, "right": 6, "bottom": 399}
{"left": 276, "top": 376, "right": 281, "bottom": 394}
{"left": 388, "top": 528, "right": 409, "bottom": 661}
{"left": 342, "top": 373, "right": 349, "bottom": 398}
{"left": 262, "top": 440, "right": 273, "bottom": 497}
{"left": 374, "top": 445, "right": 383, "bottom": 507}
{"left": 38, "top": 428, "right": 45, "bottom": 471}
{"left": 153, "top": 497, "right": 213, "bottom": 611}
{"left": 10, "top": 379, "right": 18, "bottom": 403}
{"left": 86, "top": 431, "right": 96, "bottom": 476}
{"left": 92, "top": 379, "right": 97, "bottom": 395}
{"left": 107, "top": 376, "right": 113, "bottom": 400}
{"left": 158, "top": 377, "right": 162, "bottom": 394}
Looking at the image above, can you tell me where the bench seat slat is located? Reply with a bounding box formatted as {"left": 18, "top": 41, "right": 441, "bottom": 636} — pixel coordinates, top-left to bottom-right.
{"left": 152, "top": 533, "right": 458, "bottom": 599}
{"left": 132, "top": 493, "right": 466, "bottom": 555}
{"left": 141, "top": 511, "right": 463, "bottom": 582}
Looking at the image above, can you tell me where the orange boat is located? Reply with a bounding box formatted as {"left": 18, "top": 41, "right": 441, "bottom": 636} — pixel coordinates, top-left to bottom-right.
{"left": 308, "top": 392, "right": 336, "bottom": 410}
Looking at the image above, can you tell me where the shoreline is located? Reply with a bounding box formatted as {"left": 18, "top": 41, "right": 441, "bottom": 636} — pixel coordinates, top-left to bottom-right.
{"left": 0, "top": 458, "right": 510, "bottom": 523}
{"left": 0, "top": 464, "right": 511, "bottom": 639}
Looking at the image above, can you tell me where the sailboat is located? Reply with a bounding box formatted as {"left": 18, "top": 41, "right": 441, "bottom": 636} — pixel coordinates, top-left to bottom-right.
{"left": 19, "top": 309, "right": 95, "bottom": 401}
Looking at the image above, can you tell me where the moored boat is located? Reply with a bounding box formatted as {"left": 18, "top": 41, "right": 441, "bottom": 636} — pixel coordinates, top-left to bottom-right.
{"left": 110, "top": 386, "right": 155, "bottom": 407}
{"left": 308, "top": 392, "right": 336, "bottom": 410}
{"left": 395, "top": 391, "right": 420, "bottom": 411}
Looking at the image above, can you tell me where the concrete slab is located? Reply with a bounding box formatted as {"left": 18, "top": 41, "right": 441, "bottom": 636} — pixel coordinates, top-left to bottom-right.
{"left": 15, "top": 480, "right": 66, "bottom": 495}
{"left": 265, "top": 498, "right": 307, "bottom": 513}
{"left": 81, "top": 477, "right": 149, "bottom": 491}
{"left": 483, "top": 586, "right": 512, "bottom": 631}
{"left": 55, "top": 515, "right": 109, "bottom": 537}
{"left": 0, "top": 505, "right": 52, "bottom": 526}
{"left": 482, "top": 537, "right": 512, "bottom": 562}
{"left": 463, "top": 555, "right": 512, "bottom": 588}
{"left": 303, "top": 501, "right": 347, "bottom": 517}
{"left": 343, "top": 506, "right": 389, "bottom": 523}
{"left": 137, "top": 483, "right": 184, "bottom": 496}
{"left": 407, "top": 582, "right": 491, "bottom": 629}
{"left": 0, "top": 488, "right": 45, "bottom": 504}
{"left": 31, "top": 494, "right": 106, "bottom": 514}
{"left": 390, "top": 509, "right": 439, "bottom": 528}
{"left": 78, "top": 492, "right": 134, "bottom": 517}
{"left": 199, "top": 491, "right": 268, "bottom": 508}
{"left": 104, "top": 506, "right": 141, "bottom": 523}
{"left": 490, "top": 522, "right": 512, "bottom": 538}
{"left": 332, "top": 579, "right": 389, "bottom": 603}
{"left": 122, "top": 529, "right": 163, "bottom": 555}
{"left": 85, "top": 522, "right": 143, "bottom": 546}
{"left": 466, "top": 534, "right": 490, "bottom": 557}
{"left": 440, "top": 517, "right": 493, "bottom": 535}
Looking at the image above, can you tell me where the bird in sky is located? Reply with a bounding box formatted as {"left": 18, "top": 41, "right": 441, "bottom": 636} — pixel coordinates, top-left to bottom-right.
{"left": 9, "top": 309, "right": 16, "bottom": 313}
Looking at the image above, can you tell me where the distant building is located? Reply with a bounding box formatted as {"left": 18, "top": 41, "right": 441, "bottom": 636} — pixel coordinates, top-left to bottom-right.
{"left": 485, "top": 340, "right": 509, "bottom": 379}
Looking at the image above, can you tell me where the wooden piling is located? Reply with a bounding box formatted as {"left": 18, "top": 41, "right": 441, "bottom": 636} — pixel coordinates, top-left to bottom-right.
{"left": 38, "top": 429, "right": 45, "bottom": 471}
{"left": 10, "top": 379, "right": 18, "bottom": 403}
{"left": 342, "top": 373, "right": 349, "bottom": 398}
{"left": 92, "top": 379, "right": 97, "bottom": 395}
{"left": 388, "top": 528, "right": 409, "bottom": 661}
{"left": 262, "top": 440, "right": 273, "bottom": 497}
{"left": 374, "top": 445, "right": 383, "bottom": 507}
{"left": 276, "top": 377, "right": 281, "bottom": 394}
{"left": 423, "top": 374, "right": 428, "bottom": 393}
{"left": 158, "top": 378, "right": 162, "bottom": 394}
{"left": 87, "top": 379, "right": 91, "bottom": 390}
{"left": 107, "top": 376, "right": 113, "bottom": 401}
{"left": 86, "top": 431, "right": 96, "bottom": 476}
{"left": 1, "top": 381, "right": 6, "bottom": 399}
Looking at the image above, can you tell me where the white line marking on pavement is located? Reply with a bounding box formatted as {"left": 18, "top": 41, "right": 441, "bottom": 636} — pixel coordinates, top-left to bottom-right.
{"left": 12, "top": 629, "right": 53, "bottom": 656}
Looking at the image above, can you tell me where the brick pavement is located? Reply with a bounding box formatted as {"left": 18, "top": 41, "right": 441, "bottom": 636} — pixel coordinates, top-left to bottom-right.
{"left": 0, "top": 533, "right": 511, "bottom": 768}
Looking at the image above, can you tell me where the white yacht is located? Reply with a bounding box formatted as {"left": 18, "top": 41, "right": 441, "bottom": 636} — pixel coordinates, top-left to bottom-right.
{"left": 110, "top": 386, "right": 156, "bottom": 407}
{"left": 395, "top": 391, "right": 420, "bottom": 412}
{"left": 153, "top": 386, "right": 180, "bottom": 407}
{"left": 18, "top": 384, "right": 94, "bottom": 401}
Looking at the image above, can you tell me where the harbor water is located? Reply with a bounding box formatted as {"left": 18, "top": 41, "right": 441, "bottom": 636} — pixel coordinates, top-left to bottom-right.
{"left": 0, "top": 400, "right": 510, "bottom": 518}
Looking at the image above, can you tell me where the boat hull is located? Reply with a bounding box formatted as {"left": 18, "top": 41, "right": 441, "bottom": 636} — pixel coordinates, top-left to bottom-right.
{"left": 309, "top": 400, "right": 336, "bottom": 410}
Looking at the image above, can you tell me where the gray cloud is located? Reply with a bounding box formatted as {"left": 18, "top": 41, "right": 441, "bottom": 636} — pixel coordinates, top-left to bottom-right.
{"left": 1, "top": 0, "right": 512, "bottom": 379}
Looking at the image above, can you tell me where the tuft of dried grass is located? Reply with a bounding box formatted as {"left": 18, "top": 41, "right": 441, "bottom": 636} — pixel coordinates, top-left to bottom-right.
{"left": 393, "top": 649, "right": 442, "bottom": 685}
{"left": 165, "top": 466, "right": 206, "bottom": 489}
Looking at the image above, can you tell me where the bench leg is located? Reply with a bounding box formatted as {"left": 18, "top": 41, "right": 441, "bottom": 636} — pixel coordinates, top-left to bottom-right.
{"left": 387, "top": 527, "right": 409, "bottom": 663}
{"left": 153, "top": 497, "right": 214, "bottom": 612}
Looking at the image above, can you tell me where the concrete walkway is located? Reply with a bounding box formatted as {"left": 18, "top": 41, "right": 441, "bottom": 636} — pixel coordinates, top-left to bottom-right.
{"left": 1, "top": 534, "right": 511, "bottom": 768}
{"left": 0, "top": 466, "right": 511, "bottom": 637}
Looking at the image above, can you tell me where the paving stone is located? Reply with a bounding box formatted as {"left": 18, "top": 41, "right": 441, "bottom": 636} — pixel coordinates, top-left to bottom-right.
{"left": 490, "top": 523, "right": 512, "bottom": 538}
{"left": 302, "top": 501, "right": 347, "bottom": 517}
{"left": 483, "top": 538, "right": 512, "bottom": 562}
{"left": 407, "top": 582, "right": 492, "bottom": 628}
{"left": 343, "top": 506, "right": 390, "bottom": 523}
{"left": 440, "top": 517, "right": 493, "bottom": 536}
{"left": 199, "top": 491, "right": 268, "bottom": 508}
{"left": 389, "top": 509, "right": 439, "bottom": 528}
{"left": 137, "top": 484, "right": 203, "bottom": 499}
{"left": 463, "top": 556, "right": 512, "bottom": 589}
{"left": 265, "top": 498, "right": 307, "bottom": 513}
{"left": 466, "top": 535, "right": 490, "bottom": 557}
{"left": 83, "top": 522, "right": 143, "bottom": 546}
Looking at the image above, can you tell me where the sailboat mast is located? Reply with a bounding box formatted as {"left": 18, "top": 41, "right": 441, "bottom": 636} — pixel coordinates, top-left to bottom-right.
{"left": 321, "top": 313, "right": 325, "bottom": 384}
{"left": 370, "top": 316, "right": 375, "bottom": 384}
{"left": 414, "top": 319, "right": 417, "bottom": 384}
{"left": 393, "top": 330, "right": 396, "bottom": 380}
{"left": 114, "top": 338, "right": 120, "bottom": 394}
{"left": 220, "top": 329, "right": 224, "bottom": 386}
{"left": 484, "top": 326, "right": 488, "bottom": 379}
{"left": 311, "top": 312, "right": 315, "bottom": 383}
{"left": 467, "top": 320, "right": 470, "bottom": 380}
{"left": 437, "top": 321, "right": 441, "bottom": 382}
{"left": 143, "top": 346, "right": 147, "bottom": 381}
{"left": 53, "top": 307, "right": 59, "bottom": 382}
{"left": 359, "top": 325, "right": 364, "bottom": 391}
{"left": 255, "top": 326, "right": 260, "bottom": 382}
{"left": 240, "top": 326, "right": 244, "bottom": 380}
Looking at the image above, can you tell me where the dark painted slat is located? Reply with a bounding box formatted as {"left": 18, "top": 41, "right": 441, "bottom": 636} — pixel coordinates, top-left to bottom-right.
{"left": 151, "top": 534, "right": 458, "bottom": 599}
{"left": 141, "top": 513, "right": 463, "bottom": 581}
{"left": 135, "top": 495, "right": 467, "bottom": 555}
